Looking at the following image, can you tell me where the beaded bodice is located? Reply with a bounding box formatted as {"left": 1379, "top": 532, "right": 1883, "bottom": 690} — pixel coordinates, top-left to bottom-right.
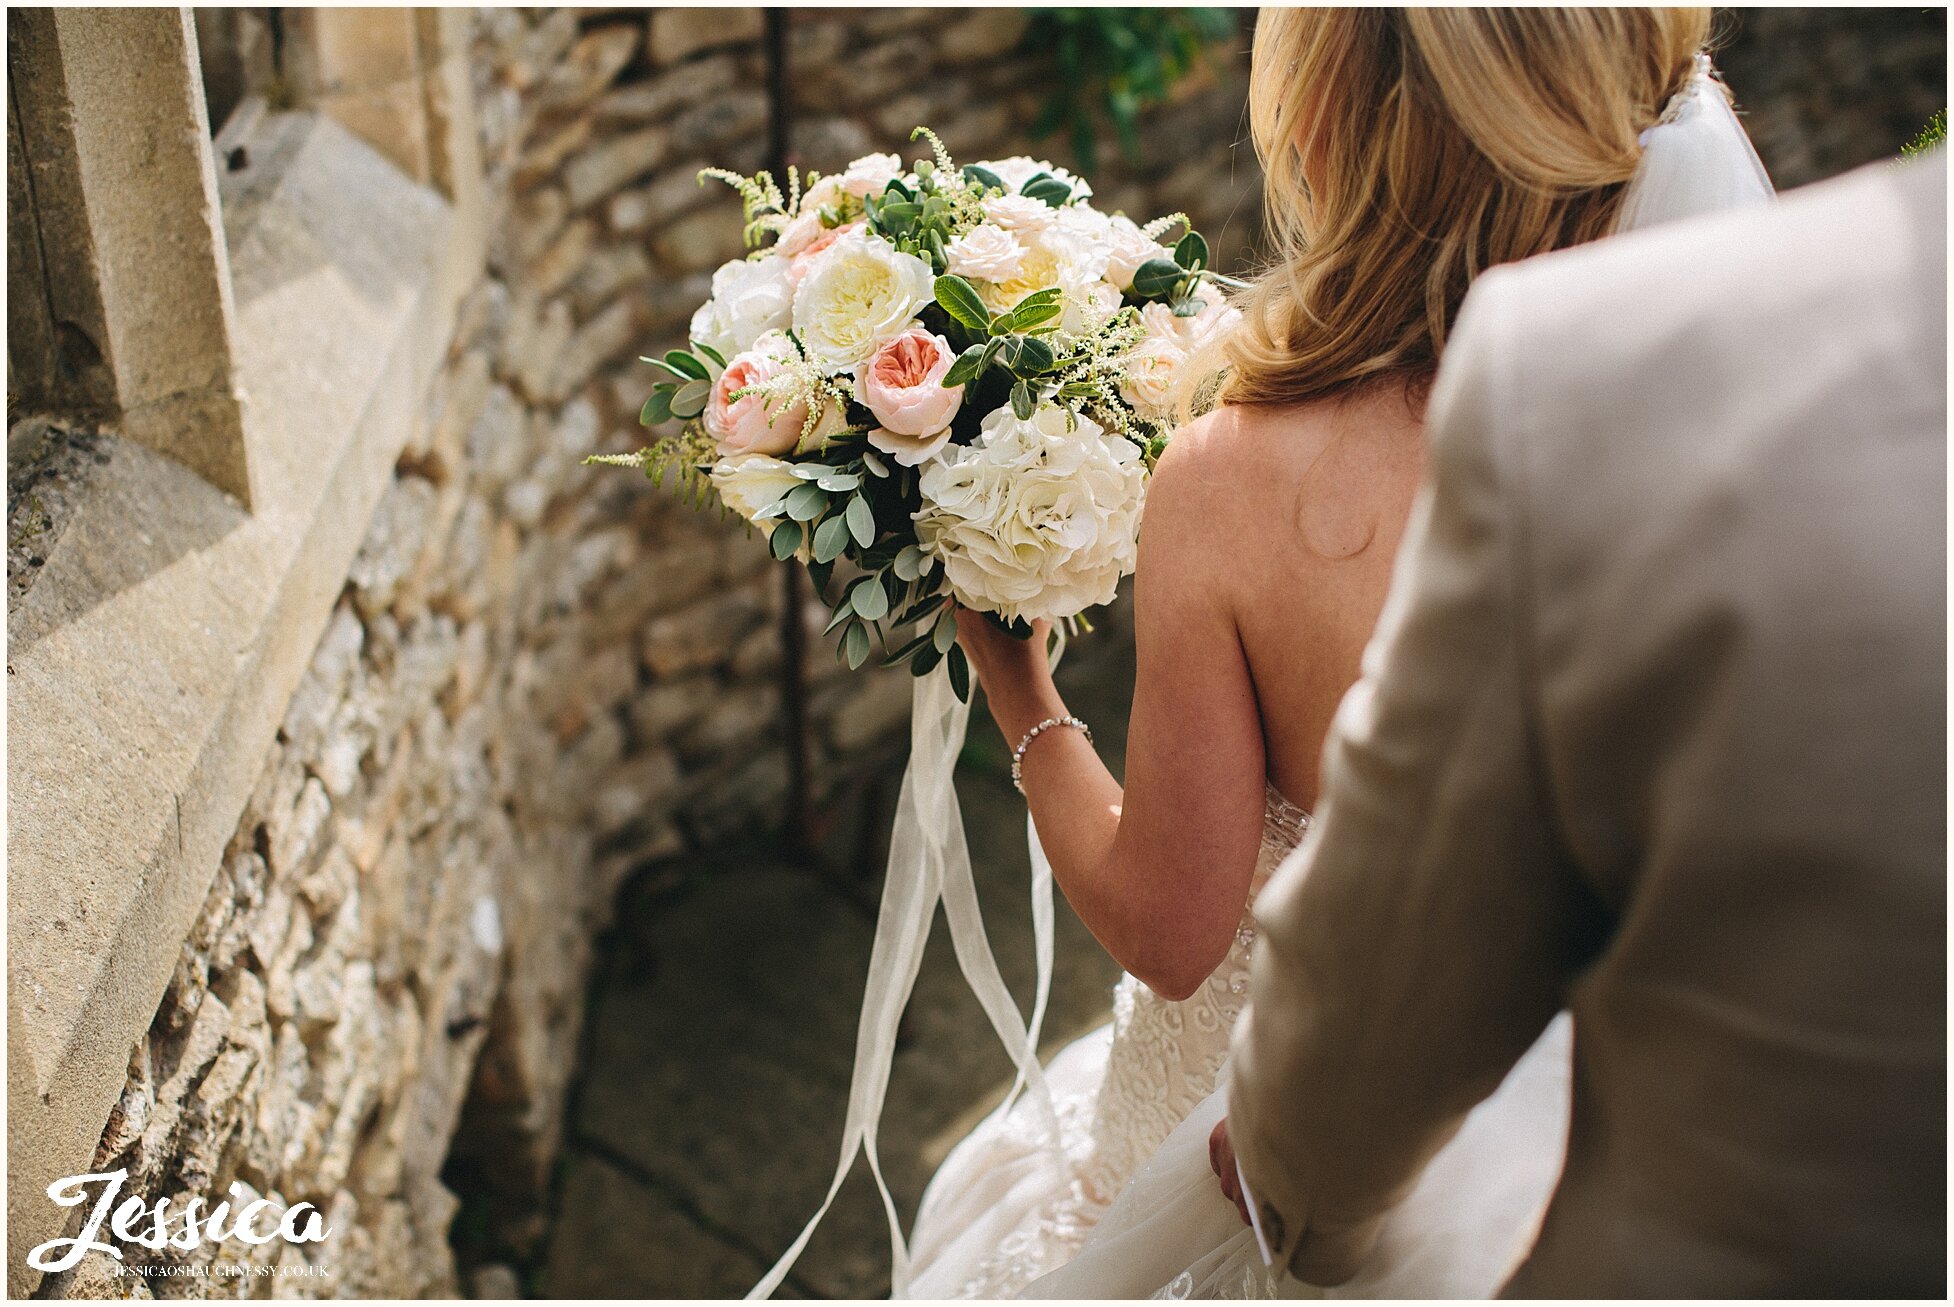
{"left": 934, "top": 787, "right": 1312, "bottom": 1299}
{"left": 1082, "top": 784, "right": 1311, "bottom": 1197}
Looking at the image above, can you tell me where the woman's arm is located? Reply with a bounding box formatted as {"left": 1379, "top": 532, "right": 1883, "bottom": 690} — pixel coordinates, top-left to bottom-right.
{"left": 958, "top": 417, "right": 1270, "bottom": 1000}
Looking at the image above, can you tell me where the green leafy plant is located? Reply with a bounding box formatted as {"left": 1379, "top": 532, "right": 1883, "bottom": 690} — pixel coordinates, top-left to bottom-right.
{"left": 1902, "top": 109, "right": 1945, "bottom": 157}
{"left": 1025, "top": 8, "right": 1238, "bottom": 172}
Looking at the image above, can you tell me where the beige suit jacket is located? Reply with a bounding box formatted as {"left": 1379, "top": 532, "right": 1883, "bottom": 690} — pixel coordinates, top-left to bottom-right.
{"left": 1228, "top": 153, "right": 1947, "bottom": 1297}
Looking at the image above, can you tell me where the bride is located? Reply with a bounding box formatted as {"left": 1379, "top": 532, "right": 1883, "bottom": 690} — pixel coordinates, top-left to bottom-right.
{"left": 907, "top": 7, "right": 1769, "bottom": 1299}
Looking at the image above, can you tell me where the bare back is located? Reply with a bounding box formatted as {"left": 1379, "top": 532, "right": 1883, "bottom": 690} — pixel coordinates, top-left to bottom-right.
{"left": 1144, "top": 389, "right": 1428, "bottom": 811}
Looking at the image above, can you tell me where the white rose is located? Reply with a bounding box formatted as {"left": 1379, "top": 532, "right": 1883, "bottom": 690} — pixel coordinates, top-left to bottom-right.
{"left": 1103, "top": 215, "right": 1171, "bottom": 291}
{"left": 1180, "top": 296, "right": 1243, "bottom": 354}
{"left": 689, "top": 255, "right": 794, "bottom": 360}
{"left": 978, "top": 155, "right": 1093, "bottom": 200}
{"left": 982, "top": 193, "right": 1056, "bottom": 234}
{"left": 1138, "top": 297, "right": 1241, "bottom": 354}
{"left": 791, "top": 231, "right": 936, "bottom": 371}
{"left": 914, "top": 404, "right": 1145, "bottom": 623}
{"left": 943, "top": 223, "right": 1027, "bottom": 282}
{"left": 1119, "top": 334, "right": 1188, "bottom": 417}
{"left": 840, "top": 151, "right": 904, "bottom": 198}
{"left": 710, "top": 453, "right": 806, "bottom": 540}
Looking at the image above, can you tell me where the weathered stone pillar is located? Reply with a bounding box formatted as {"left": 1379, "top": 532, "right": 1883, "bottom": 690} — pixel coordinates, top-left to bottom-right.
{"left": 7, "top": 7, "right": 252, "bottom": 505}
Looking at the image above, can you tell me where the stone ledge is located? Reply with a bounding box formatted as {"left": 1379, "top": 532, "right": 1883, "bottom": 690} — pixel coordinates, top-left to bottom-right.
{"left": 6, "top": 108, "right": 479, "bottom": 1296}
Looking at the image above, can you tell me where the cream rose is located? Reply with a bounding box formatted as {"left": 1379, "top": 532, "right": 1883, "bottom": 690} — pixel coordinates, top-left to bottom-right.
{"left": 840, "top": 151, "right": 904, "bottom": 198}
{"left": 943, "top": 223, "right": 1027, "bottom": 282}
{"left": 688, "top": 255, "right": 794, "bottom": 360}
{"left": 1103, "top": 215, "right": 1171, "bottom": 291}
{"left": 975, "top": 227, "right": 1111, "bottom": 328}
{"left": 855, "top": 328, "right": 963, "bottom": 466}
{"left": 787, "top": 219, "right": 865, "bottom": 289}
{"left": 791, "top": 231, "right": 936, "bottom": 371}
{"left": 1119, "top": 334, "right": 1187, "bottom": 417}
{"left": 914, "top": 404, "right": 1145, "bottom": 623}
{"left": 982, "top": 193, "right": 1057, "bottom": 234}
{"left": 709, "top": 453, "right": 805, "bottom": 537}
{"left": 706, "top": 333, "right": 808, "bottom": 457}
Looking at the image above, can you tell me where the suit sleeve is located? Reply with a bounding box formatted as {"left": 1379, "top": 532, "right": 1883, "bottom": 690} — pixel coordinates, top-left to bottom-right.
{"left": 1226, "top": 276, "right": 1603, "bottom": 1285}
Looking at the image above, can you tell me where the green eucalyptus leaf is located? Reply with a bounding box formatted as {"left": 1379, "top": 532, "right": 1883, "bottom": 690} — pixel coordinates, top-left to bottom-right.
{"left": 893, "top": 590, "right": 947, "bottom": 627}
{"left": 843, "top": 621, "right": 871, "bottom": 670}
{"left": 640, "top": 388, "right": 675, "bottom": 426}
{"left": 1021, "top": 173, "right": 1072, "bottom": 207}
{"left": 892, "top": 544, "right": 926, "bottom": 582}
{"left": 671, "top": 377, "right": 712, "bottom": 419}
{"left": 1130, "top": 257, "right": 1184, "bottom": 300}
{"left": 823, "top": 592, "right": 857, "bottom": 634}
{"left": 943, "top": 342, "right": 991, "bottom": 389}
{"left": 910, "top": 640, "right": 944, "bottom": 677}
{"left": 769, "top": 519, "right": 804, "bottom": 560}
{"left": 934, "top": 275, "right": 992, "bottom": 335}
{"left": 784, "top": 482, "right": 828, "bottom": 521}
{"left": 1010, "top": 336, "right": 1056, "bottom": 376}
{"left": 851, "top": 575, "right": 890, "bottom": 621}
{"left": 1173, "top": 231, "right": 1210, "bottom": 271}
{"left": 947, "top": 643, "right": 971, "bottom": 702}
{"left": 692, "top": 341, "right": 728, "bottom": 369}
{"left": 933, "top": 610, "right": 959, "bottom": 654}
{"left": 1010, "top": 379, "right": 1036, "bottom": 420}
{"left": 812, "top": 513, "right": 852, "bottom": 564}
{"left": 845, "top": 494, "right": 876, "bottom": 548}
{"left": 962, "top": 163, "right": 1006, "bottom": 193}
{"left": 642, "top": 356, "right": 693, "bottom": 381}
{"left": 664, "top": 350, "right": 710, "bottom": 380}
{"left": 789, "top": 462, "right": 832, "bottom": 479}
{"left": 862, "top": 448, "right": 891, "bottom": 478}
{"left": 817, "top": 470, "right": 862, "bottom": 492}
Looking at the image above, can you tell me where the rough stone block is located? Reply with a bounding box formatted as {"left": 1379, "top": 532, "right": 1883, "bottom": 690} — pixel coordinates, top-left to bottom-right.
{"left": 648, "top": 7, "right": 763, "bottom": 65}
{"left": 563, "top": 125, "right": 670, "bottom": 211}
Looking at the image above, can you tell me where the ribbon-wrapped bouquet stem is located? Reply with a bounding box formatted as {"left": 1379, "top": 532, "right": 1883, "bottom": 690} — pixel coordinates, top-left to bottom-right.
{"left": 588, "top": 127, "right": 1235, "bottom": 1297}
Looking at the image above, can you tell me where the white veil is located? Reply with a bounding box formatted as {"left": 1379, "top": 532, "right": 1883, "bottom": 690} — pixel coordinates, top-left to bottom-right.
{"left": 1616, "top": 53, "right": 1775, "bottom": 232}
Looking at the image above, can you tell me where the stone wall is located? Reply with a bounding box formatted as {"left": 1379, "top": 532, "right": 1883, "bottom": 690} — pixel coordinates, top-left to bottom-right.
{"left": 37, "top": 9, "right": 1256, "bottom": 1299}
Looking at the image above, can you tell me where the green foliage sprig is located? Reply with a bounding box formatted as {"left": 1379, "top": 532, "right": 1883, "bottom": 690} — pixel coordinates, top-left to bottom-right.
{"left": 1902, "top": 109, "right": 1946, "bottom": 157}
{"left": 1025, "top": 8, "right": 1238, "bottom": 172}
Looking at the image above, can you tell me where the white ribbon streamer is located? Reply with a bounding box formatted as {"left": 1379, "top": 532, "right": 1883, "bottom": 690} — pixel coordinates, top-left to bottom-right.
{"left": 749, "top": 661, "right": 1063, "bottom": 1299}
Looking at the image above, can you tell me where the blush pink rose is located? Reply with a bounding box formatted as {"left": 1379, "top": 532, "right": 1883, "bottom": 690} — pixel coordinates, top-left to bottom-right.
{"left": 854, "top": 328, "right": 964, "bottom": 465}
{"left": 706, "top": 341, "right": 807, "bottom": 456}
{"left": 787, "top": 220, "right": 865, "bottom": 288}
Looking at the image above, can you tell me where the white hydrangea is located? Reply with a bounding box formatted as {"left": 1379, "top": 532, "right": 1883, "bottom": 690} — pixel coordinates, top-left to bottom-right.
{"left": 915, "top": 404, "right": 1145, "bottom": 623}
{"left": 791, "top": 230, "right": 935, "bottom": 370}
{"left": 689, "top": 255, "right": 794, "bottom": 360}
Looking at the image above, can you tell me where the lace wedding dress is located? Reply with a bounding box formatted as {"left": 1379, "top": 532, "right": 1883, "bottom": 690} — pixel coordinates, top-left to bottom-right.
{"left": 905, "top": 785, "right": 1575, "bottom": 1300}
{"left": 905, "top": 786, "right": 1312, "bottom": 1297}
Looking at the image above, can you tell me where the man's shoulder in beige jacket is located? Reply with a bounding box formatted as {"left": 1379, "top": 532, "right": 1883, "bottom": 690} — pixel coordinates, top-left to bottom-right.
{"left": 1227, "top": 152, "right": 1946, "bottom": 1298}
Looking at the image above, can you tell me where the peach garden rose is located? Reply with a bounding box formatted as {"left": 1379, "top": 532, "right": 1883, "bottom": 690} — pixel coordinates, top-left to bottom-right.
{"left": 855, "top": 327, "right": 965, "bottom": 466}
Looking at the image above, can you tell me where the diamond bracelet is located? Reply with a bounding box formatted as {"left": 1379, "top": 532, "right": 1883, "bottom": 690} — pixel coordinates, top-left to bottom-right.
{"left": 1011, "top": 715, "right": 1092, "bottom": 795}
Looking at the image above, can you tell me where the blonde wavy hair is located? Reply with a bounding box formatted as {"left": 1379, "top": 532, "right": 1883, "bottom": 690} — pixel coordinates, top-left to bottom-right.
{"left": 1213, "top": 7, "right": 1711, "bottom": 410}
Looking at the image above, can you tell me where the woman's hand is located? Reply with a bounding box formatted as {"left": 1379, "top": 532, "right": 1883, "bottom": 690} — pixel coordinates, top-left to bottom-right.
{"left": 954, "top": 609, "right": 1063, "bottom": 742}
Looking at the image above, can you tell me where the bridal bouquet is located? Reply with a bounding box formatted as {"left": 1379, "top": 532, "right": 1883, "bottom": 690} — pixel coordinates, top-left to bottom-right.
{"left": 592, "top": 128, "right": 1237, "bottom": 700}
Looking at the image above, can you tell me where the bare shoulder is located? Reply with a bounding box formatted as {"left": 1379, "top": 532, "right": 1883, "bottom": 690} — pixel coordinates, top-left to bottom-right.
{"left": 1150, "top": 399, "right": 1421, "bottom": 553}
